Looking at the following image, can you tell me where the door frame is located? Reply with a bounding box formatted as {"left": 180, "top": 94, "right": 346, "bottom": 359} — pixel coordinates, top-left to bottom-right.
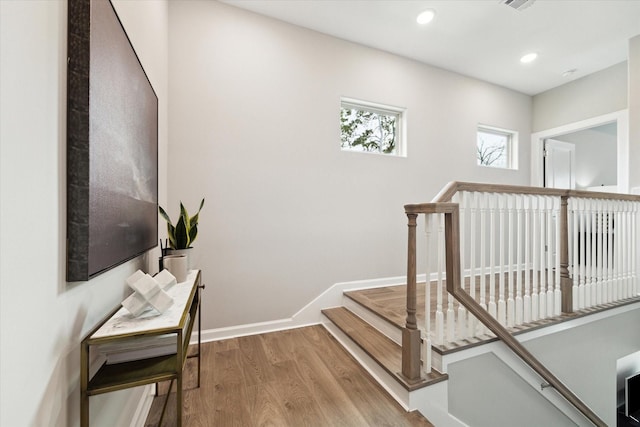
{"left": 531, "top": 109, "right": 629, "bottom": 192}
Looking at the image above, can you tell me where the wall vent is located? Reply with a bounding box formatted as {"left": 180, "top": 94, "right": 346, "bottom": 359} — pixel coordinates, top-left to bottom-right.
{"left": 501, "top": 0, "right": 536, "bottom": 11}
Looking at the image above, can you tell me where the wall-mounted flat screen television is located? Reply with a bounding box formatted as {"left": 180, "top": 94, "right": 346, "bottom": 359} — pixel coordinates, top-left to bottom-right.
{"left": 626, "top": 371, "right": 640, "bottom": 419}
{"left": 67, "top": 0, "right": 158, "bottom": 281}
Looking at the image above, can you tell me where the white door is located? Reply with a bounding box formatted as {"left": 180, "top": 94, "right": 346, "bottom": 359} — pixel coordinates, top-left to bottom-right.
{"left": 544, "top": 139, "right": 576, "bottom": 189}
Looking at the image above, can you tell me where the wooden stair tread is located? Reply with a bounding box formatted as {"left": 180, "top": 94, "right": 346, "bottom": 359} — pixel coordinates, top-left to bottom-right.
{"left": 322, "top": 307, "right": 446, "bottom": 391}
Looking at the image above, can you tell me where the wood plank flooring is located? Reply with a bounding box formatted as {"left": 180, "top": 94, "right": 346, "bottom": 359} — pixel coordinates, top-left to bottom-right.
{"left": 144, "top": 325, "right": 434, "bottom": 427}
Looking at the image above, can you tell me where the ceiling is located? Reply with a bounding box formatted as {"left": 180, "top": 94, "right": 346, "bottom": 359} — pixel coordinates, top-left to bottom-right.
{"left": 220, "top": 0, "right": 640, "bottom": 95}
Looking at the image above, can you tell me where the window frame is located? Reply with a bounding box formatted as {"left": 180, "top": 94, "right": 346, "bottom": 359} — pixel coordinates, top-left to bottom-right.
{"left": 340, "top": 97, "right": 406, "bottom": 157}
{"left": 476, "top": 124, "right": 518, "bottom": 169}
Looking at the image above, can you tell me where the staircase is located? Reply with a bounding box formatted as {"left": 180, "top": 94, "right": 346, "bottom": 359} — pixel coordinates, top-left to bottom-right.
{"left": 321, "top": 282, "right": 640, "bottom": 426}
{"left": 320, "top": 284, "right": 450, "bottom": 422}
{"left": 320, "top": 182, "right": 640, "bottom": 426}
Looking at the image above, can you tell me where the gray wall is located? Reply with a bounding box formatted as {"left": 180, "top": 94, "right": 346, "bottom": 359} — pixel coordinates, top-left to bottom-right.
{"left": 0, "top": 1, "right": 169, "bottom": 425}
{"left": 629, "top": 35, "right": 640, "bottom": 190}
{"left": 449, "top": 307, "right": 640, "bottom": 426}
{"left": 554, "top": 124, "right": 617, "bottom": 189}
{"left": 167, "top": 0, "right": 533, "bottom": 329}
{"left": 532, "top": 62, "right": 628, "bottom": 132}
{"left": 449, "top": 352, "right": 575, "bottom": 427}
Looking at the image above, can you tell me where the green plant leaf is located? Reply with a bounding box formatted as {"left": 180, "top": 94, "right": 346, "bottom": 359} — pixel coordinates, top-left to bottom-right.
{"left": 174, "top": 214, "right": 189, "bottom": 249}
{"left": 188, "top": 223, "right": 198, "bottom": 245}
{"left": 167, "top": 223, "right": 177, "bottom": 249}
{"left": 190, "top": 198, "right": 205, "bottom": 227}
{"left": 179, "top": 202, "right": 191, "bottom": 232}
{"left": 158, "top": 205, "right": 173, "bottom": 225}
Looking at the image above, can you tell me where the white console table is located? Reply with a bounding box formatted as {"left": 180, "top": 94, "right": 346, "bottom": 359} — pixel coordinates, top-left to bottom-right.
{"left": 80, "top": 270, "right": 203, "bottom": 427}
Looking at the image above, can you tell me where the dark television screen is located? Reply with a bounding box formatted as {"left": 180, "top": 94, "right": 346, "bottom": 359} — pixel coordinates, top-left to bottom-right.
{"left": 627, "top": 372, "right": 640, "bottom": 417}
{"left": 67, "top": 0, "right": 158, "bottom": 281}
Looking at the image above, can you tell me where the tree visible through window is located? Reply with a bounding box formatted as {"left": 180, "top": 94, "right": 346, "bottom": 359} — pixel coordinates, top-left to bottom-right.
{"left": 477, "top": 125, "right": 516, "bottom": 169}
{"left": 340, "top": 99, "right": 403, "bottom": 156}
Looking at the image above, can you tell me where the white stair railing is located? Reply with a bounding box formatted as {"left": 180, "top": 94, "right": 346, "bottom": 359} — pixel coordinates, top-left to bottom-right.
{"left": 412, "top": 183, "right": 640, "bottom": 369}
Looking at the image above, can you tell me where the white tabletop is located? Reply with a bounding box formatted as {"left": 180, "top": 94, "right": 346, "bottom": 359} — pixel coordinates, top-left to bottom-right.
{"left": 90, "top": 270, "right": 199, "bottom": 340}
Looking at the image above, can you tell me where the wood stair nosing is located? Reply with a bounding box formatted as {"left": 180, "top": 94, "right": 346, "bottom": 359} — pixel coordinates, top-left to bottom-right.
{"left": 322, "top": 307, "right": 447, "bottom": 391}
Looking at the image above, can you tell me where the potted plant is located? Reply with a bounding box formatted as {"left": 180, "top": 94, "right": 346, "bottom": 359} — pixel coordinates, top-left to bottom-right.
{"left": 159, "top": 198, "right": 204, "bottom": 268}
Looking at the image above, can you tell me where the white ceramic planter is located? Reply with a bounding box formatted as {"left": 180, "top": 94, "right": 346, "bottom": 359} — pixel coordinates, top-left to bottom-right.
{"left": 164, "top": 247, "right": 193, "bottom": 271}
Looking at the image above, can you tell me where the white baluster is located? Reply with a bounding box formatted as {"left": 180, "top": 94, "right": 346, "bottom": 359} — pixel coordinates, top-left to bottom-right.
{"left": 523, "top": 195, "right": 531, "bottom": 323}
{"left": 571, "top": 198, "right": 579, "bottom": 310}
{"left": 632, "top": 202, "right": 639, "bottom": 297}
{"left": 457, "top": 192, "right": 467, "bottom": 339}
{"left": 516, "top": 195, "right": 524, "bottom": 325}
{"left": 531, "top": 195, "right": 540, "bottom": 321}
{"left": 435, "top": 214, "right": 444, "bottom": 345}
{"left": 590, "top": 200, "right": 598, "bottom": 306}
{"left": 620, "top": 201, "right": 626, "bottom": 300}
{"left": 545, "top": 196, "right": 554, "bottom": 316}
{"left": 624, "top": 201, "right": 631, "bottom": 298}
{"left": 585, "top": 199, "right": 593, "bottom": 308}
{"left": 596, "top": 201, "right": 604, "bottom": 305}
{"left": 602, "top": 202, "right": 611, "bottom": 304}
{"left": 423, "top": 214, "right": 432, "bottom": 373}
{"left": 539, "top": 196, "right": 547, "bottom": 319}
{"left": 478, "top": 193, "right": 489, "bottom": 336}
{"left": 507, "top": 194, "right": 515, "bottom": 327}
{"left": 614, "top": 201, "right": 622, "bottom": 301}
{"left": 468, "top": 192, "right": 478, "bottom": 337}
{"left": 498, "top": 194, "right": 507, "bottom": 326}
{"left": 590, "top": 202, "right": 597, "bottom": 307}
{"left": 578, "top": 199, "right": 586, "bottom": 309}
{"left": 488, "top": 193, "right": 497, "bottom": 321}
{"left": 554, "top": 197, "right": 561, "bottom": 316}
{"left": 607, "top": 201, "right": 614, "bottom": 303}
{"left": 546, "top": 196, "right": 555, "bottom": 317}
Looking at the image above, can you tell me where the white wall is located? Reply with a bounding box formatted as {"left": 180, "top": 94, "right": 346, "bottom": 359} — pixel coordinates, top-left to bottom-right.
{"left": 532, "top": 62, "right": 628, "bottom": 132}
{"left": 629, "top": 35, "right": 640, "bottom": 191}
{"left": 0, "top": 1, "right": 168, "bottom": 425}
{"left": 167, "top": 1, "right": 532, "bottom": 330}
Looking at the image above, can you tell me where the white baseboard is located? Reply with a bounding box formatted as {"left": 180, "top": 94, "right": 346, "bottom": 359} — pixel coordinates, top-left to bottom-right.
{"left": 192, "top": 274, "right": 422, "bottom": 343}
{"left": 130, "top": 385, "right": 155, "bottom": 427}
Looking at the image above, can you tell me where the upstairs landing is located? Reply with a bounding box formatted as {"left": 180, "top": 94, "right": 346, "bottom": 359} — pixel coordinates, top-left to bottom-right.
{"left": 345, "top": 278, "right": 640, "bottom": 355}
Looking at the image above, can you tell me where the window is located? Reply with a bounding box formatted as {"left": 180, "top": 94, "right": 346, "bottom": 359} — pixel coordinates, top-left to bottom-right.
{"left": 476, "top": 125, "right": 517, "bottom": 169}
{"left": 340, "top": 98, "right": 405, "bottom": 156}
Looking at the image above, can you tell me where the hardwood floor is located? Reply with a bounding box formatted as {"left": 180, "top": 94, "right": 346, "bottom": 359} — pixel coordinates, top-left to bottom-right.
{"left": 145, "top": 325, "right": 434, "bottom": 427}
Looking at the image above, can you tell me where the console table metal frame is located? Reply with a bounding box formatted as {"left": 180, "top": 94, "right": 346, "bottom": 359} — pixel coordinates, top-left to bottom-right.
{"left": 80, "top": 270, "right": 202, "bottom": 427}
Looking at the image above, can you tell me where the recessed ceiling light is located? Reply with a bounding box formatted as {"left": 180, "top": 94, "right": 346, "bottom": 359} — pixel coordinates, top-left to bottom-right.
{"left": 520, "top": 52, "right": 538, "bottom": 64}
{"left": 416, "top": 9, "right": 436, "bottom": 25}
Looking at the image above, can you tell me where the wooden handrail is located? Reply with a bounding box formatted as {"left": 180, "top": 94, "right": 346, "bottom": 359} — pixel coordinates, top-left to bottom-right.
{"left": 403, "top": 198, "right": 608, "bottom": 426}
{"left": 431, "top": 181, "right": 640, "bottom": 203}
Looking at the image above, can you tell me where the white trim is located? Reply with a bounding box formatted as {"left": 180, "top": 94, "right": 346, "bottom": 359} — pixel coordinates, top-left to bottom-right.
{"left": 192, "top": 274, "right": 419, "bottom": 343}
{"left": 477, "top": 123, "right": 519, "bottom": 170}
{"left": 130, "top": 385, "right": 155, "bottom": 427}
{"left": 340, "top": 96, "right": 407, "bottom": 157}
{"left": 531, "top": 110, "right": 629, "bottom": 192}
